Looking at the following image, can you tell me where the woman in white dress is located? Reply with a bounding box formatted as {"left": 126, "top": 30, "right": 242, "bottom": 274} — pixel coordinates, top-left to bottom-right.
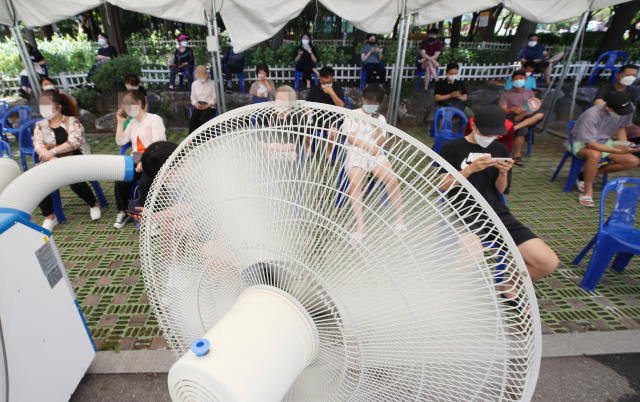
{"left": 342, "top": 85, "right": 406, "bottom": 242}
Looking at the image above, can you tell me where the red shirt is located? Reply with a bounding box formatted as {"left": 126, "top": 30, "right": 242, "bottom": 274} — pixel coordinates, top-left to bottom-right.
{"left": 420, "top": 39, "right": 443, "bottom": 57}
{"left": 465, "top": 117, "right": 515, "bottom": 153}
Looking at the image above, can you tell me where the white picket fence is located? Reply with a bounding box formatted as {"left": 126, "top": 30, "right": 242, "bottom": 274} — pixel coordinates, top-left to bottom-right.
{"left": 0, "top": 61, "right": 621, "bottom": 93}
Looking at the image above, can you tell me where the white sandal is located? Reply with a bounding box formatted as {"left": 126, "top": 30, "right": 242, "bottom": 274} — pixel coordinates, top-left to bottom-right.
{"left": 578, "top": 194, "right": 594, "bottom": 208}
{"left": 395, "top": 223, "right": 408, "bottom": 237}
{"left": 575, "top": 180, "right": 585, "bottom": 192}
{"left": 350, "top": 231, "right": 367, "bottom": 243}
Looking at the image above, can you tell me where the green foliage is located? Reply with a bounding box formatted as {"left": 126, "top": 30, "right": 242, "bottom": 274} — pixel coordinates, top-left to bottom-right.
{"left": 438, "top": 47, "right": 473, "bottom": 65}
{"left": 69, "top": 87, "right": 98, "bottom": 112}
{"left": 276, "top": 43, "right": 297, "bottom": 66}
{"left": 316, "top": 45, "right": 351, "bottom": 65}
{"left": 247, "top": 47, "right": 275, "bottom": 67}
{"left": 92, "top": 55, "right": 142, "bottom": 93}
{"left": 470, "top": 49, "right": 506, "bottom": 64}
{"left": 0, "top": 38, "right": 22, "bottom": 77}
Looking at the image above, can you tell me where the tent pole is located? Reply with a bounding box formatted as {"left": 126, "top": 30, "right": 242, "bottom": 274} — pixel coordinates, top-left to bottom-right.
{"left": 6, "top": 0, "right": 41, "bottom": 102}
{"left": 541, "top": 11, "right": 588, "bottom": 136}
{"left": 206, "top": 4, "right": 226, "bottom": 114}
{"left": 393, "top": 14, "right": 411, "bottom": 126}
{"left": 387, "top": 11, "right": 406, "bottom": 124}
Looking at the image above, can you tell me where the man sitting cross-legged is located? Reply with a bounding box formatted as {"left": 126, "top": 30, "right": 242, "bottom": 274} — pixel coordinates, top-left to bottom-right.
{"left": 566, "top": 91, "right": 640, "bottom": 207}
{"left": 440, "top": 106, "right": 558, "bottom": 309}
{"left": 499, "top": 70, "right": 545, "bottom": 167}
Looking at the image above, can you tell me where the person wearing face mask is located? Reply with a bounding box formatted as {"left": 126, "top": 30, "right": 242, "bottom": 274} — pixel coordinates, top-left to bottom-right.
{"left": 566, "top": 91, "right": 640, "bottom": 207}
{"left": 33, "top": 91, "right": 101, "bottom": 231}
{"left": 124, "top": 74, "right": 147, "bottom": 96}
{"left": 39, "top": 77, "right": 77, "bottom": 103}
{"left": 499, "top": 70, "right": 545, "bottom": 167}
{"left": 505, "top": 61, "right": 538, "bottom": 91}
{"left": 82, "top": 33, "right": 118, "bottom": 86}
{"left": 294, "top": 32, "right": 320, "bottom": 91}
{"left": 434, "top": 62, "right": 474, "bottom": 119}
{"left": 518, "top": 33, "right": 564, "bottom": 86}
{"left": 593, "top": 64, "right": 640, "bottom": 145}
{"left": 114, "top": 90, "right": 167, "bottom": 229}
{"left": 341, "top": 85, "right": 406, "bottom": 242}
{"left": 249, "top": 64, "right": 276, "bottom": 103}
{"left": 168, "top": 34, "right": 195, "bottom": 92}
{"left": 189, "top": 65, "right": 217, "bottom": 134}
{"left": 418, "top": 28, "right": 442, "bottom": 89}
{"left": 221, "top": 42, "right": 245, "bottom": 93}
{"left": 440, "top": 105, "right": 558, "bottom": 305}
{"left": 306, "top": 66, "right": 346, "bottom": 163}
{"left": 360, "top": 34, "right": 386, "bottom": 89}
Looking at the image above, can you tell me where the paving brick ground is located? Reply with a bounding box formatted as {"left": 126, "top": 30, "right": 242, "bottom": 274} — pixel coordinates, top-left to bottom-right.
{"left": 6, "top": 124, "right": 640, "bottom": 351}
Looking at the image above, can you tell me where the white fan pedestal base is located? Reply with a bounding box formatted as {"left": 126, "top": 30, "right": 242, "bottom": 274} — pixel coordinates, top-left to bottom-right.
{"left": 168, "top": 286, "right": 319, "bottom": 402}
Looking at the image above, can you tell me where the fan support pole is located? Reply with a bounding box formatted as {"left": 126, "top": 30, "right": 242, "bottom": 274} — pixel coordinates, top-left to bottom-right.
{"left": 168, "top": 286, "right": 318, "bottom": 402}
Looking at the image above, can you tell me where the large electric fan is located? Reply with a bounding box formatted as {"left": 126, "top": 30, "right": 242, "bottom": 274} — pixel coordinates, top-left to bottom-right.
{"left": 140, "top": 101, "right": 541, "bottom": 402}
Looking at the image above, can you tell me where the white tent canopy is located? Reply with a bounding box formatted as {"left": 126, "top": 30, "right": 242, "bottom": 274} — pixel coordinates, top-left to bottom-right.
{"left": 1, "top": 0, "right": 632, "bottom": 52}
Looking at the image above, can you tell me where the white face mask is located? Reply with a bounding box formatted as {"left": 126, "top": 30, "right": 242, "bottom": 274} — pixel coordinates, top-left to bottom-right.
{"left": 127, "top": 85, "right": 139, "bottom": 90}
{"left": 125, "top": 105, "right": 141, "bottom": 118}
{"left": 446, "top": 74, "right": 456, "bottom": 82}
{"left": 40, "top": 105, "right": 59, "bottom": 120}
{"left": 619, "top": 75, "right": 636, "bottom": 86}
{"left": 474, "top": 131, "right": 497, "bottom": 148}
{"left": 525, "top": 72, "right": 532, "bottom": 77}
{"left": 180, "top": 41, "right": 188, "bottom": 47}
{"left": 198, "top": 78, "right": 207, "bottom": 83}
{"left": 259, "top": 73, "right": 266, "bottom": 79}
{"left": 321, "top": 83, "right": 333, "bottom": 87}
{"left": 363, "top": 104, "right": 379, "bottom": 113}
{"left": 42, "top": 85, "right": 55, "bottom": 91}
{"left": 301, "top": 39, "right": 309, "bottom": 46}
{"left": 98, "top": 38, "right": 107, "bottom": 46}
{"left": 528, "top": 41, "right": 537, "bottom": 47}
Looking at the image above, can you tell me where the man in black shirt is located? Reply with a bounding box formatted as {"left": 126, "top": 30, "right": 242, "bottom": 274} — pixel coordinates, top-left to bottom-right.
{"left": 439, "top": 106, "right": 558, "bottom": 305}
{"left": 434, "top": 62, "right": 474, "bottom": 119}
{"left": 306, "top": 66, "right": 346, "bottom": 162}
{"left": 19, "top": 43, "right": 48, "bottom": 99}
{"left": 593, "top": 64, "right": 640, "bottom": 144}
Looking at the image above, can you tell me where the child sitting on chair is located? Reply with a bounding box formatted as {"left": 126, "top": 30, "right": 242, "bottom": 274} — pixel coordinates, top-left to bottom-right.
{"left": 342, "top": 84, "right": 406, "bottom": 242}
{"left": 260, "top": 85, "right": 310, "bottom": 160}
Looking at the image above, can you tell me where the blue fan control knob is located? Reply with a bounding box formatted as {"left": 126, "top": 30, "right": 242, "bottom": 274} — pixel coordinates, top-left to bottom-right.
{"left": 191, "top": 338, "right": 210, "bottom": 357}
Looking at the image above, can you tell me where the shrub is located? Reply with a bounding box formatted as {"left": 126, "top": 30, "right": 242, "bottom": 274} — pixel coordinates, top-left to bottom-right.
{"left": 276, "top": 43, "right": 297, "bottom": 66}
{"left": 69, "top": 87, "right": 98, "bottom": 112}
{"left": 92, "top": 55, "right": 142, "bottom": 93}
{"left": 438, "top": 47, "right": 473, "bottom": 65}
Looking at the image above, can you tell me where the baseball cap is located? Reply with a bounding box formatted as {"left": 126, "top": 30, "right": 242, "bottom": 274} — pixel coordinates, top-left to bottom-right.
{"left": 474, "top": 106, "right": 507, "bottom": 136}
{"left": 605, "top": 91, "right": 634, "bottom": 116}
{"left": 511, "top": 69, "right": 527, "bottom": 79}
{"left": 177, "top": 34, "right": 190, "bottom": 41}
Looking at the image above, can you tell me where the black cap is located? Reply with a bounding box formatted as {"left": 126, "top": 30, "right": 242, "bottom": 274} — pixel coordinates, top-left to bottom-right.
{"left": 605, "top": 90, "right": 634, "bottom": 116}
{"left": 512, "top": 69, "right": 527, "bottom": 79}
{"left": 474, "top": 106, "right": 507, "bottom": 136}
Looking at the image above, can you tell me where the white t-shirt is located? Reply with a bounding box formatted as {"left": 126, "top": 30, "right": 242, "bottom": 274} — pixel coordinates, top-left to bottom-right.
{"left": 341, "top": 108, "right": 387, "bottom": 172}
{"left": 257, "top": 84, "right": 269, "bottom": 96}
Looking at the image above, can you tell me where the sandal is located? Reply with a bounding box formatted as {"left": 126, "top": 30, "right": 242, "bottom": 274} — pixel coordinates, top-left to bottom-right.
{"left": 501, "top": 294, "right": 531, "bottom": 316}
{"left": 578, "top": 194, "right": 594, "bottom": 208}
{"left": 575, "top": 180, "right": 585, "bottom": 192}
{"left": 395, "top": 223, "right": 408, "bottom": 237}
{"left": 513, "top": 156, "right": 524, "bottom": 167}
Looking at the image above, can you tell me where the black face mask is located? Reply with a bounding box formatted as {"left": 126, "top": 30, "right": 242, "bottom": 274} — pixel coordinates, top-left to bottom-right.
{"left": 428, "top": 37, "right": 436, "bottom": 43}
{"left": 369, "top": 40, "right": 376, "bottom": 45}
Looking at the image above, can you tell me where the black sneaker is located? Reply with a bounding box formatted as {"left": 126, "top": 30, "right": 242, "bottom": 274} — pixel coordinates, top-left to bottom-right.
{"left": 18, "top": 88, "right": 30, "bottom": 100}
{"left": 114, "top": 212, "right": 131, "bottom": 229}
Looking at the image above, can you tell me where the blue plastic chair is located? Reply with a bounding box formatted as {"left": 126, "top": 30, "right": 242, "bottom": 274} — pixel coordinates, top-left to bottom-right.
{"left": 550, "top": 121, "right": 609, "bottom": 193}
{"left": 343, "top": 96, "right": 351, "bottom": 109}
{"left": 433, "top": 108, "right": 469, "bottom": 154}
{"left": 526, "top": 128, "right": 533, "bottom": 157}
{"left": 2, "top": 105, "right": 32, "bottom": 143}
{"left": 0, "top": 140, "right": 11, "bottom": 157}
{"left": 587, "top": 51, "right": 628, "bottom": 87}
{"left": 572, "top": 177, "right": 640, "bottom": 291}
{"left": 0, "top": 101, "right": 8, "bottom": 142}
{"left": 146, "top": 96, "right": 152, "bottom": 113}
{"left": 32, "top": 152, "right": 108, "bottom": 223}
{"left": 294, "top": 61, "right": 319, "bottom": 92}
{"left": 360, "top": 60, "right": 384, "bottom": 91}
{"left": 18, "top": 118, "right": 43, "bottom": 171}
{"left": 415, "top": 55, "right": 426, "bottom": 89}
{"left": 212, "top": 66, "right": 245, "bottom": 93}
{"left": 178, "top": 65, "right": 195, "bottom": 91}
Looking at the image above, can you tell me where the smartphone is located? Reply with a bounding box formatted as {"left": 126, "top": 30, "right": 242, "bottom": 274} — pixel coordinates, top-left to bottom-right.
{"left": 197, "top": 101, "right": 208, "bottom": 105}
{"left": 371, "top": 112, "right": 380, "bottom": 118}
{"left": 126, "top": 210, "right": 142, "bottom": 217}
{"left": 120, "top": 109, "right": 128, "bottom": 118}
{"left": 489, "top": 158, "right": 512, "bottom": 162}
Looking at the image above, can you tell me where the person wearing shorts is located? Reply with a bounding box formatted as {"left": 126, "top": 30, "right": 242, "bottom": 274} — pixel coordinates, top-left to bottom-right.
{"left": 440, "top": 106, "right": 558, "bottom": 305}
{"left": 341, "top": 85, "right": 406, "bottom": 242}
{"left": 566, "top": 91, "right": 640, "bottom": 207}
{"left": 499, "top": 70, "right": 545, "bottom": 167}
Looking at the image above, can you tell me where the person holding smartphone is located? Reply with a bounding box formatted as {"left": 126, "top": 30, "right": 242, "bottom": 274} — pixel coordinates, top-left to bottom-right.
{"left": 189, "top": 65, "right": 217, "bottom": 134}
{"left": 341, "top": 85, "right": 405, "bottom": 242}
{"left": 439, "top": 105, "right": 558, "bottom": 311}
{"left": 360, "top": 34, "right": 386, "bottom": 88}
{"left": 294, "top": 32, "right": 320, "bottom": 91}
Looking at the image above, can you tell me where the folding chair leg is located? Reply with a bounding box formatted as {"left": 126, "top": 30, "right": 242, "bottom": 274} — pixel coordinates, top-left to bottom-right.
{"left": 51, "top": 190, "right": 67, "bottom": 223}
{"left": 91, "top": 181, "right": 109, "bottom": 208}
